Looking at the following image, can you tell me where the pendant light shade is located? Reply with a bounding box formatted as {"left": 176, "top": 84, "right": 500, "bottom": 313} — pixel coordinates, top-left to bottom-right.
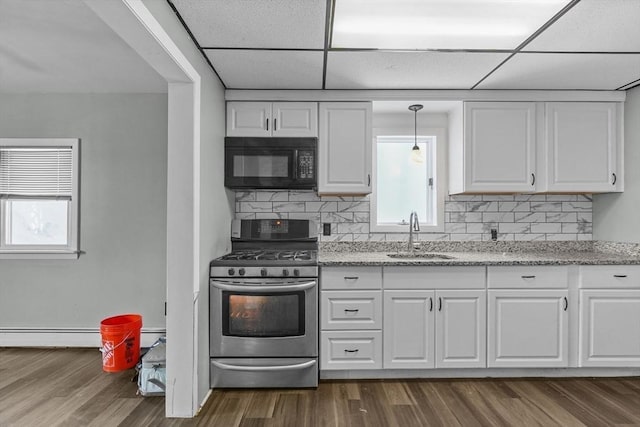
{"left": 409, "top": 104, "right": 424, "bottom": 164}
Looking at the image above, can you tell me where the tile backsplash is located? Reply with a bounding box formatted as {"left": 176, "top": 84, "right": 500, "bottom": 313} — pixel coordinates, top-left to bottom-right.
{"left": 235, "top": 191, "right": 592, "bottom": 242}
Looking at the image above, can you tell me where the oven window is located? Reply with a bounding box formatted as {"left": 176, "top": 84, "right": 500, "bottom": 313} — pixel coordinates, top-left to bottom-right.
{"left": 222, "top": 291, "right": 305, "bottom": 337}
{"left": 232, "top": 155, "right": 289, "bottom": 178}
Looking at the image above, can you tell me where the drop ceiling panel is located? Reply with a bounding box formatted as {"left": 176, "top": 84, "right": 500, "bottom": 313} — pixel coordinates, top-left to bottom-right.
{"left": 205, "top": 50, "right": 324, "bottom": 89}
{"left": 171, "top": 0, "right": 326, "bottom": 49}
{"left": 325, "top": 51, "right": 510, "bottom": 89}
{"left": 477, "top": 53, "right": 640, "bottom": 90}
{"left": 525, "top": 0, "right": 640, "bottom": 52}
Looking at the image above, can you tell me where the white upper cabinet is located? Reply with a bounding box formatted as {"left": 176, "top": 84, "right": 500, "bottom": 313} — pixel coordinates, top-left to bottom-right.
{"left": 449, "top": 101, "right": 623, "bottom": 194}
{"left": 545, "top": 102, "right": 621, "bottom": 192}
{"left": 226, "top": 102, "right": 318, "bottom": 137}
{"left": 450, "top": 102, "right": 537, "bottom": 194}
{"left": 318, "top": 102, "right": 372, "bottom": 195}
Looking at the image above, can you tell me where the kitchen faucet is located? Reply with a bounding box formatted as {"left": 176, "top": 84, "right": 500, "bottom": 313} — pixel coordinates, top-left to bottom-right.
{"left": 408, "top": 211, "right": 420, "bottom": 251}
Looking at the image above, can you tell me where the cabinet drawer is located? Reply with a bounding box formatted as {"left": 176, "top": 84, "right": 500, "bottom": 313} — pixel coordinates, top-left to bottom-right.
{"left": 580, "top": 265, "right": 640, "bottom": 289}
{"left": 384, "top": 266, "right": 485, "bottom": 289}
{"left": 488, "top": 266, "right": 568, "bottom": 289}
{"left": 321, "top": 267, "right": 382, "bottom": 290}
{"left": 320, "top": 331, "right": 382, "bottom": 370}
{"left": 321, "top": 291, "right": 382, "bottom": 330}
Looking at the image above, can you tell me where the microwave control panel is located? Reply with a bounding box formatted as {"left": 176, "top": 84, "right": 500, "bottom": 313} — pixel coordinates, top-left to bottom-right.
{"left": 298, "top": 150, "right": 314, "bottom": 179}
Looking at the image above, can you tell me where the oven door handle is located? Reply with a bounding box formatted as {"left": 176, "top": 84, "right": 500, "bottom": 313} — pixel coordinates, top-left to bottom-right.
{"left": 210, "top": 280, "right": 317, "bottom": 292}
{"left": 211, "top": 359, "right": 317, "bottom": 371}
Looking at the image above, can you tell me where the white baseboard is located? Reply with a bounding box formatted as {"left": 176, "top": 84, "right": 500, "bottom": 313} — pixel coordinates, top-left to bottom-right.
{"left": 0, "top": 328, "right": 166, "bottom": 348}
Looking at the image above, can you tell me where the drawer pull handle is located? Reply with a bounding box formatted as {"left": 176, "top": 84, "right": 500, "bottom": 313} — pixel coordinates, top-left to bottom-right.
{"left": 344, "top": 276, "right": 359, "bottom": 281}
{"left": 563, "top": 297, "right": 568, "bottom": 311}
{"left": 344, "top": 349, "right": 359, "bottom": 353}
{"left": 614, "top": 275, "right": 627, "bottom": 278}
{"left": 612, "top": 173, "right": 617, "bottom": 185}
{"left": 429, "top": 297, "right": 433, "bottom": 312}
{"left": 344, "top": 309, "right": 360, "bottom": 313}
{"left": 438, "top": 297, "right": 442, "bottom": 312}
{"left": 521, "top": 275, "right": 536, "bottom": 279}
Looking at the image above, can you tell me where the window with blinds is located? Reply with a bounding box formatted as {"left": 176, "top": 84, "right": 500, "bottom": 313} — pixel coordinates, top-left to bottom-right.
{"left": 0, "top": 138, "right": 79, "bottom": 257}
{"left": 0, "top": 147, "right": 73, "bottom": 199}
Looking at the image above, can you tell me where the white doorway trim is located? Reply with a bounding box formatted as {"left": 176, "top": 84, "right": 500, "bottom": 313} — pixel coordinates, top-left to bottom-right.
{"left": 84, "top": 0, "right": 201, "bottom": 417}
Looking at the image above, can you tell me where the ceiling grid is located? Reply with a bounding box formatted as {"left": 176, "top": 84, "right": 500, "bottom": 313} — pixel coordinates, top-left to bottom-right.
{"left": 168, "top": 0, "right": 640, "bottom": 91}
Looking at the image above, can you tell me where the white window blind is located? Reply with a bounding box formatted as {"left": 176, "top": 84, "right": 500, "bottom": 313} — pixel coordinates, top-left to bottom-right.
{"left": 0, "top": 147, "right": 73, "bottom": 199}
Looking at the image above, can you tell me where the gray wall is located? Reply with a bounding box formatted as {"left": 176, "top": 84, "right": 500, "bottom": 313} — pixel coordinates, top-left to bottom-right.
{"left": 593, "top": 86, "right": 640, "bottom": 243}
{"left": 0, "top": 93, "right": 168, "bottom": 328}
{"left": 143, "top": 0, "right": 232, "bottom": 408}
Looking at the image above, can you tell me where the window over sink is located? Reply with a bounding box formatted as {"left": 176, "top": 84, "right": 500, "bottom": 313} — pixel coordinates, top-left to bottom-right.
{"left": 371, "top": 134, "right": 445, "bottom": 233}
{"left": 0, "top": 138, "right": 80, "bottom": 259}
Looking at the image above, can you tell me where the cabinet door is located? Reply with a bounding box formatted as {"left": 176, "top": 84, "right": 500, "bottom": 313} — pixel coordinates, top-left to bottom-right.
{"left": 318, "top": 102, "right": 372, "bottom": 195}
{"left": 580, "top": 290, "right": 640, "bottom": 367}
{"left": 488, "top": 289, "right": 568, "bottom": 367}
{"left": 383, "top": 290, "right": 435, "bottom": 368}
{"left": 546, "top": 102, "right": 619, "bottom": 192}
{"left": 435, "top": 290, "right": 486, "bottom": 368}
{"left": 272, "top": 102, "right": 318, "bottom": 137}
{"left": 227, "top": 102, "right": 271, "bottom": 137}
{"left": 464, "top": 102, "right": 537, "bottom": 192}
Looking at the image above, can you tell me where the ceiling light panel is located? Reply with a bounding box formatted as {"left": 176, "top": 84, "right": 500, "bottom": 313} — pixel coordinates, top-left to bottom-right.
{"left": 332, "top": 0, "right": 571, "bottom": 50}
{"left": 172, "top": 0, "right": 326, "bottom": 49}
{"left": 204, "top": 50, "right": 324, "bottom": 89}
{"left": 476, "top": 53, "right": 640, "bottom": 90}
{"left": 325, "top": 51, "right": 509, "bottom": 89}
{"left": 524, "top": 0, "right": 640, "bottom": 52}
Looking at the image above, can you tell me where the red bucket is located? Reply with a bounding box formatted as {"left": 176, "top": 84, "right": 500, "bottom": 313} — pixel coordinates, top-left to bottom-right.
{"left": 100, "top": 314, "right": 142, "bottom": 372}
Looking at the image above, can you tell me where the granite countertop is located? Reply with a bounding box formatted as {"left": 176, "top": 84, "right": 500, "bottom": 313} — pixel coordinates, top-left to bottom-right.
{"left": 318, "top": 241, "right": 640, "bottom": 266}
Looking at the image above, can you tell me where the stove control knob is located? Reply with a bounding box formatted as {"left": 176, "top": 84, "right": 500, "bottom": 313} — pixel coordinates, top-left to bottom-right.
{"left": 282, "top": 269, "right": 289, "bottom": 277}
{"left": 261, "top": 268, "right": 268, "bottom": 277}
{"left": 228, "top": 268, "right": 235, "bottom": 276}
{"left": 293, "top": 269, "right": 300, "bottom": 277}
{"left": 238, "top": 268, "right": 245, "bottom": 276}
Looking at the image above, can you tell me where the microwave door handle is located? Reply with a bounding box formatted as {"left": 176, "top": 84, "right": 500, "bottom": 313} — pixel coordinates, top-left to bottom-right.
{"left": 211, "top": 280, "right": 316, "bottom": 292}
{"left": 293, "top": 149, "right": 298, "bottom": 180}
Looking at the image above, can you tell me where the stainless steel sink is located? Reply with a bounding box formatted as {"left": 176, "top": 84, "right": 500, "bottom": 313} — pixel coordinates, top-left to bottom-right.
{"left": 386, "top": 252, "right": 455, "bottom": 259}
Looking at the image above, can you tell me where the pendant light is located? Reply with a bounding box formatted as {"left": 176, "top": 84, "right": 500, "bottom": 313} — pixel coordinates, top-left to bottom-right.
{"left": 409, "top": 104, "right": 424, "bottom": 164}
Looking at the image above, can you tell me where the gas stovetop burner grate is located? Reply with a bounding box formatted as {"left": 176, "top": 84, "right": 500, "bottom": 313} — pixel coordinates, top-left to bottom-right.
{"left": 218, "top": 249, "right": 314, "bottom": 262}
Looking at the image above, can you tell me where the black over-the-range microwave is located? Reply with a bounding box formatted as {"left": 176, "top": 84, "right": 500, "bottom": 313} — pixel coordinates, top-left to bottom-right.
{"left": 224, "top": 137, "right": 317, "bottom": 190}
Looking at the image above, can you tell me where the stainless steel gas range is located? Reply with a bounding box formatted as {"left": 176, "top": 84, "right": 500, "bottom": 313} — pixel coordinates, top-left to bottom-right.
{"left": 209, "top": 219, "right": 318, "bottom": 388}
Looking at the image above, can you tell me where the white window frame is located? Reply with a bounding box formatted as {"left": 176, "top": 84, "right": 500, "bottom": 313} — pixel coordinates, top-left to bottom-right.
{"left": 0, "top": 138, "right": 80, "bottom": 259}
{"left": 371, "top": 128, "right": 446, "bottom": 233}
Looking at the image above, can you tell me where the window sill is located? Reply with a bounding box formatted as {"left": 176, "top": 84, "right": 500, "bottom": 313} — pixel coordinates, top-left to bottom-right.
{"left": 0, "top": 250, "right": 80, "bottom": 260}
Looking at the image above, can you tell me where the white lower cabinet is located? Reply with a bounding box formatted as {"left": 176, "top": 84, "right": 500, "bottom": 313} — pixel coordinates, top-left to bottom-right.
{"left": 488, "top": 289, "right": 569, "bottom": 367}
{"left": 579, "top": 289, "right": 640, "bottom": 367}
{"left": 383, "top": 289, "right": 487, "bottom": 369}
{"left": 383, "top": 290, "right": 435, "bottom": 368}
{"left": 321, "top": 330, "right": 382, "bottom": 370}
{"left": 320, "top": 267, "right": 383, "bottom": 370}
{"left": 436, "top": 290, "right": 486, "bottom": 368}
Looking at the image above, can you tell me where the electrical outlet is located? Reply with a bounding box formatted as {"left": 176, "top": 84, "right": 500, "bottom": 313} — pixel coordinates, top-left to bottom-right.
{"left": 491, "top": 229, "right": 498, "bottom": 241}
{"left": 323, "top": 223, "right": 331, "bottom": 236}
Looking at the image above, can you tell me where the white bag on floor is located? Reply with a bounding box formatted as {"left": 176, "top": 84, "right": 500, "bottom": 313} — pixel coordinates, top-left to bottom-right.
{"left": 137, "top": 338, "right": 166, "bottom": 396}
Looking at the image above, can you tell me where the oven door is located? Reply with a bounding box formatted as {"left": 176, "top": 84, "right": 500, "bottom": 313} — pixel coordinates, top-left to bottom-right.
{"left": 210, "top": 278, "right": 318, "bottom": 358}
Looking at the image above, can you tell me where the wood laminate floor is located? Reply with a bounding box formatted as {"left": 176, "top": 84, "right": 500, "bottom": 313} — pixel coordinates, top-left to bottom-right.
{"left": 2, "top": 348, "right": 640, "bottom": 426}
